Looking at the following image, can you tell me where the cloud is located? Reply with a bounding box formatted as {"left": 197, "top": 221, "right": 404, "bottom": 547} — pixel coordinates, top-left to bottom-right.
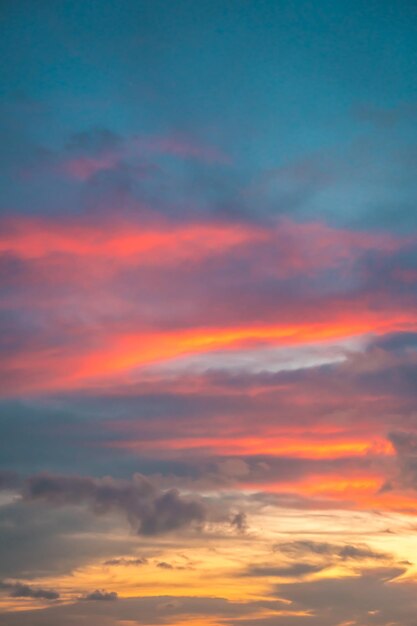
{"left": 0, "top": 491, "right": 140, "bottom": 580}
{"left": 354, "top": 102, "right": 417, "bottom": 128}
{"left": 103, "top": 557, "right": 148, "bottom": 566}
{"left": 82, "top": 590, "right": 118, "bottom": 602}
{"left": 1, "top": 573, "right": 416, "bottom": 626}
{"left": 0, "top": 581, "right": 59, "bottom": 600}
{"left": 242, "top": 563, "right": 326, "bottom": 578}
{"left": 5, "top": 324, "right": 417, "bottom": 516}
{"left": 387, "top": 430, "right": 417, "bottom": 490}
{"left": 272, "top": 568, "right": 412, "bottom": 624}
{"left": 0, "top": 593, "right": 282, "bottom": 626}
{"left": 276, "top": 540, "right": 390, "bottom": 562}
{"left": 0, "top": 471, "right": 20, "bottom": 490}
{"left": 230, "top": 511, "right": 248, "bottom": 532}
{"left": 52, "top": 127, "right": 230, "bottom": 183}
{"left": 23, "top": 472, "right": 207, "bottom": 536}
{"left": 1, "top": 211, "right": 416, "bottom": 396}
{"left": 65, "top": 128, "right": 122, "bottom": 157}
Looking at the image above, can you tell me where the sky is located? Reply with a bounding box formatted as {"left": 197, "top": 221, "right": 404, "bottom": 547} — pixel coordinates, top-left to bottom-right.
{"left": 1, "top": 1, "right": 417, "bottom": 624}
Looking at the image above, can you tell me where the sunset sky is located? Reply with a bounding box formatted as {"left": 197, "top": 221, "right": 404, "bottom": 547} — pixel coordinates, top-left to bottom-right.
{"left": 1, "top": 1, "right": 417, "bottom": 625}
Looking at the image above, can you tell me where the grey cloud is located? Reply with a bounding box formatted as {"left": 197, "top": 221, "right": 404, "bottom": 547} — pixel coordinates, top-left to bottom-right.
{"left": 0, "top": 594, "right": 272, "bottom": 626}
{"left": 104, "top": 557, "right": 148, "bottom": 566}
{"left": 389, "top": 431, "right": 417, "bottom": 457}
{"left": 65, "top": 128, "right": 122, "bottom": 157}
{"left": 0, "top": 497, "right": 138, "bottom": 579}
{"left": 0, "top": 580, "right": 59, "bottom": 600}
{"left": 339, "top": 544, "right": 387, "bottom": 560}
{"left": 276, "top": 540, "right": 390, "bottom": 562}
{"left": 354, "top": 102, "right": 417, "bottom": 128}
{"left": 387, "top": 430, "right": 417, "bottom": 490}
{"left": 230, "top": 511, "right": 247, "bottom": 532}
{"left": 24, "top": 472, "right": 207, "bottom": 536}
{"left": 272, "top": 568, "right": 412, "bottom": 624}
{"left": 243, "top": 563, "right": 325, "bottom": 578}
{"left": 0, "top": 470, "right": 20, "bottom": 490}
{"left": 371, "top": 331, "right": 417, "bottom": 353}
{"left": 2, "top": 572, "right": 416, "bottom": 626}
{"left": 224, "top": 569, "right": 417, "bottom": 626}
{"left": 82, "top": 590, "right": 118, "bottom": 602}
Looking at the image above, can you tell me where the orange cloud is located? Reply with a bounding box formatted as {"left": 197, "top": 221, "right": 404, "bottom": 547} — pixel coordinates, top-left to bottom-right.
{"left": 2, "top": 308, "right": 417, "bottom": 395}
{"left": 0, "top": 216, "right": 260, "bottom": 262}
{"left": 71, "top": 312, "right": 417, "bottom": 384}
{"left": 112, "top": 434, "right": 394, "bottom": 460}
{"left": 1, "top": 214, "right": 416, "bottom": 395}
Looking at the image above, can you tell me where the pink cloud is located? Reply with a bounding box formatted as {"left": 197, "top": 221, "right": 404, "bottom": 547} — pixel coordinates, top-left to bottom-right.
{"left": 60, "top": 154, "right": 121, "bottom": 180}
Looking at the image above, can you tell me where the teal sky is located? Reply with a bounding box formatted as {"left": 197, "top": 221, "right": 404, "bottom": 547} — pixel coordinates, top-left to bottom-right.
{"left": 2, "top": 0, "right": 417, "bottom": 227}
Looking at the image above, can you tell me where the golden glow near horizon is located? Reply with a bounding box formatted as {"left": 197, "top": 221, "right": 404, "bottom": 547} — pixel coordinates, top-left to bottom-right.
{"left": 2, "top": 503, "right": 417, "bottom": 616}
